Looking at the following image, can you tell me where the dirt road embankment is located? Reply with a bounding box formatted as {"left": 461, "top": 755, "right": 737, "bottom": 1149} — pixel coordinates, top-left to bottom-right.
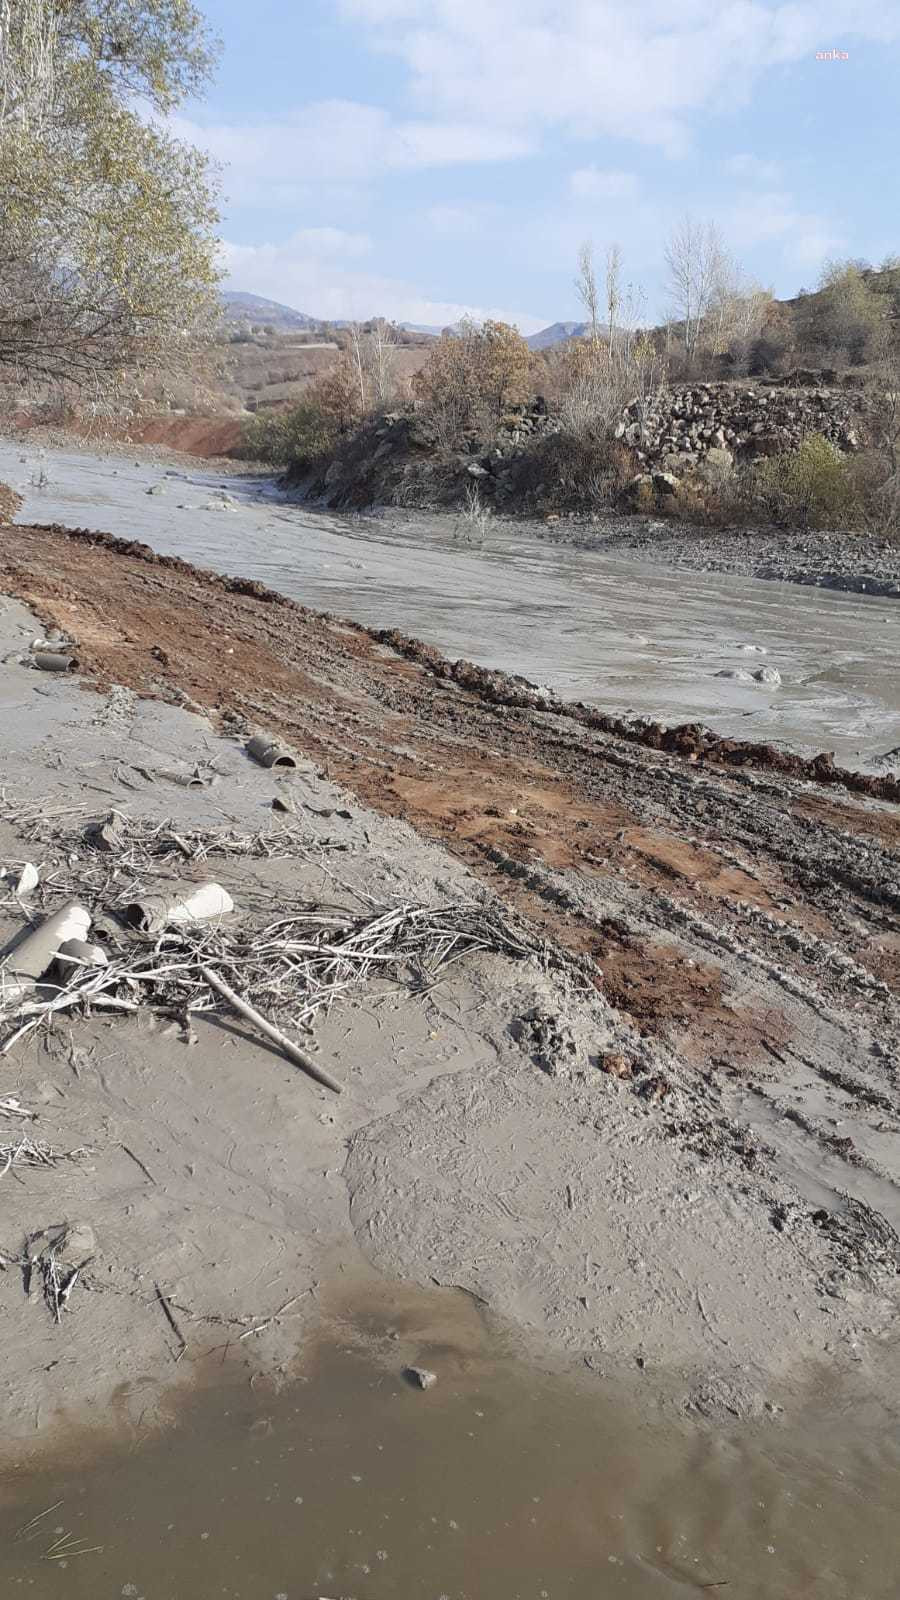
{"left": 1, "top": 520, "right": 898, "bottom": 1440}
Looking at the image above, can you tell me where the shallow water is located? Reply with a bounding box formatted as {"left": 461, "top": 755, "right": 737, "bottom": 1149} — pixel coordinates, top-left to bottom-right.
{"left": 2, "top": 441, "right": 899, "bottom": 769}
{"left": 2, "top": 1297, "right": 899, "bottom": 1600}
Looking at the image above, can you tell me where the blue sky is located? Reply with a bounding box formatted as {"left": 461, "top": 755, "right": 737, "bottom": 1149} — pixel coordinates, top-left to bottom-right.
{"left": 175, "top": 0, "right": 900, "bottom": 331}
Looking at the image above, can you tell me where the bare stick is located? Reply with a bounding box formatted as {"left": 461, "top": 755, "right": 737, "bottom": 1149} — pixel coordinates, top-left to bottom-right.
{"left": 154, "top": 1282, "right": 187, "bottom": 1358}
{"left": 238, "top": 1294, "right": 302, "bottom": 1341}
{"left": 199, "top": 964, "right": 343, "bottom": 1094}
{"left": 121, "top": 1144, "right": 157, "bottom": 1185}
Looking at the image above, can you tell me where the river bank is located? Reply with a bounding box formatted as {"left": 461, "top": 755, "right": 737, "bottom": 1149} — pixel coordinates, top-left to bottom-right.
{"left": 2, "top": 439, "right": 900, "bottom": 771}
{"left": 533, "top": 512, "right": 900, "bottom": 598}
{"left": 0, "top": 522, "right": 898, "bottom": 1458}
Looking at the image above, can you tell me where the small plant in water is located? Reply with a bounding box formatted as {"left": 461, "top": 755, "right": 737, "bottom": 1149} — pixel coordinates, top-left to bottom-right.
{"left": 455, "top": 482, "right": 493, "bottom": 544}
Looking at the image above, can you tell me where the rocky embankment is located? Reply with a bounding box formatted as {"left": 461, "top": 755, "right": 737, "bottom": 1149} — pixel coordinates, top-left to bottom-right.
{"left": 303, "top": 372, "right": 870, "bottom": 516}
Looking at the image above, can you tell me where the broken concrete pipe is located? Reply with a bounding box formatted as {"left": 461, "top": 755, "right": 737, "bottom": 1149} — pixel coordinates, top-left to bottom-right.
{"left": 54, "top": 938, "right": 110, "bottom": 978}
{"left": 0, "top": 902, "right": 92, "bottom": 996}
{"left": 124, "top": 881, "right": 235, "bottom": 934}
{"left": 31, "top": 650, "right": 78, "bottom": 672}
{"left": 246, "top": 733, "right": 298, "bottom": 769}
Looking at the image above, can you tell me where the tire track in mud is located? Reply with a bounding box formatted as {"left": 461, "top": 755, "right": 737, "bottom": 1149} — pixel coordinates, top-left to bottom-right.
{"left": 1, "top": 521, "right": 897, "bottom": 1090}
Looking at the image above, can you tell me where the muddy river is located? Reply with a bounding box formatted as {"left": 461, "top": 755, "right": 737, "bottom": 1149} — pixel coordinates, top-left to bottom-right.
{"left": 3, "top": 1289, "right": 899, "bottom": 1600}
{"left": 2, "top": 441, "right": 898, "bottom": 770}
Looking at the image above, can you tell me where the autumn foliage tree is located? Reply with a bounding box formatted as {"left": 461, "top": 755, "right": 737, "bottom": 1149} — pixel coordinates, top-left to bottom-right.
{"left": 0, "top": 0, "right": 221, "bottom": 408}
{"left": 413, "top": 318, "right": 533, "bottom": 445}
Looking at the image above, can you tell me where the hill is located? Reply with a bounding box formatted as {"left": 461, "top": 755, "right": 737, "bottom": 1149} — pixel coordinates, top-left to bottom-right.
{"left": 221, "top": 291, "right": 316, "bottom": 331}
{"left": 526, "top": 320, "right": 592, "bottom": 350}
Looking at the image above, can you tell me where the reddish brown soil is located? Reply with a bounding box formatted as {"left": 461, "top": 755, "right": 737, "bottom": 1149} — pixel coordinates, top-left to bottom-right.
{"left": 1, "top": 521, "right": 896, "bottom": 1065}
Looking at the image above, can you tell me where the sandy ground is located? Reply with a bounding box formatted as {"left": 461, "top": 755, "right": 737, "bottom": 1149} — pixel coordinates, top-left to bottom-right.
{"left": 0, "top": 529, "right": 898, "bottom": 1455}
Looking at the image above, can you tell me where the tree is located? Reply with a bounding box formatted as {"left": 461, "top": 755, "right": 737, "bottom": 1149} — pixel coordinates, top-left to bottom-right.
{"left": 349, "top": 319, "right": 399, "bottom": 411}
{"left": 0, "top": 0, "right": 221, "bottom": 407}
{"left": 413, "top": 319, "right": 533, "bottom": 445}
{"left": 800, "top": 259, "right": 883, "bottom": 363}
{"left": 605, "top": 243, "right": 621, "bottom": 356}
{"left": 575, "top": 241, "right": 600, "bottom": 344}
{"left": 664, "top": 216, "right": 728, "bottom": 360}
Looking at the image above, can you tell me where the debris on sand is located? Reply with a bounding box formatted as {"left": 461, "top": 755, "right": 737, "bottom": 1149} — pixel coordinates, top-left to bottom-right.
{"left": 1, "top": 1135, "right": 90, "bottom": 1180}
{"left": 23, "top": 1221, "right": 96, "bottom": 1322}
{"left": 1, "top": 902, "right": 92, "bottom": 998}
{"left": 123, "top": 880, "right": 235, "bottom": 934}
{"left": 246, "top": 732, "right": 298, "bottom": 769}
{"left": 405, "top": 1366, "right": 438, "bottom": 1390}
{"left": 0, "top": 809, "right": 542, "bottom": 1089}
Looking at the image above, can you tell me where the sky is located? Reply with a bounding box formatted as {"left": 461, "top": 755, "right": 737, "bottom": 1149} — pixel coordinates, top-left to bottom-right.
{"left": 176, "top": 0, "right": 900, "bottom": 332}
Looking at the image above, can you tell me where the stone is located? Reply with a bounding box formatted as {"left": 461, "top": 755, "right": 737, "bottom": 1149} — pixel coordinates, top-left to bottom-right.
{"left": 651, "top": 471, "right": 678, "bottom": 495}
{"left": 753, "top": 666, "right": 782, "bottom": 686}
{"left": 600, "top": 1052, "right": 633, "bottom": 1079}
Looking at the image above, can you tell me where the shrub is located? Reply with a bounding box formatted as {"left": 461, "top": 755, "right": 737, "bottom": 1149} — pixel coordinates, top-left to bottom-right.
{"left": 503, "top": 434, "right": 635, "bottom": 512}
{"left": 239, "top": 397, "right": 335, "bottom": 469}
{"left": 413, "top": 319, "right": 534, "bottom": 448}
{"left": 749, "top": 434, "right": 861, "bottom": 529}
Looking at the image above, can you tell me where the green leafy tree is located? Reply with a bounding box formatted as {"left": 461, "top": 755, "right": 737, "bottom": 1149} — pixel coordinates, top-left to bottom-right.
{"left": 0, "top": 0, "right": 221, "bottom": 407}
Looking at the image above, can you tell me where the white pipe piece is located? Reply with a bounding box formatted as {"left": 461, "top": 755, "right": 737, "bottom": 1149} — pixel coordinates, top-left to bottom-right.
{"left": 125, "top": 881, "right": 235, "bottom": 934}
{"left": 1, "top": 902, "right": 92, "bottom": 995}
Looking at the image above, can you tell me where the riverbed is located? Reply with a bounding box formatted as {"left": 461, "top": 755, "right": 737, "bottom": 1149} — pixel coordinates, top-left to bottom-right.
{"left": 2, "top": 440, "right": 898, "bottom": 770}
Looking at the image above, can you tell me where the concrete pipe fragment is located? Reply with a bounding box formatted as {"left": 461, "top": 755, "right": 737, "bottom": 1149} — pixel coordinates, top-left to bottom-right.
{"left": 54, "top": 938, "right": 110, "bottom": 978}
{"left": 246, "top": 733, "right": 297, "bottom": 769}
{"left": 31, "top": 651, "right": 78, "bottom": 672}
{"left": 0, "top": 902, "right": 92, "bottom": 997}
{"left": 124, "top": 881, "right": 235, "bottom": 934}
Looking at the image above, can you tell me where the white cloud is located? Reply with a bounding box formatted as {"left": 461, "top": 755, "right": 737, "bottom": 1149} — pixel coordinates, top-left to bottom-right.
{"left": 339, "top": 0, "right": 900, "bottom": 151}
{"left": 569, "top": 168, "right": 639, "bottom": 200}
{"left": 174, "top": 99, "right": 532, "bottom": 203}
{"left": 720, "top": 189, "right": 844, "bottom": 269}
{"left": 723, "top": 153, "right": 783, "bottom": 185}
{"left": 425, "top": 204, "right": 481, "bottom": 236}
{"left": 219, "top": 231, "right": 547, "bottom": 331}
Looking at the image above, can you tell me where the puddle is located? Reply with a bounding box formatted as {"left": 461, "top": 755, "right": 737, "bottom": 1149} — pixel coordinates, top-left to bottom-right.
{"left": 2, "top": 1290, "right": 899, "bottom": 1599}
{"left": 2, "top": 441, "right": 899, "bottom": 770}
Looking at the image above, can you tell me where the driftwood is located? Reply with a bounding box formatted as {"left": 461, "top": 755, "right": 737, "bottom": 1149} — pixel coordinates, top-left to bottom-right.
{"left": 199, "top": 963, "right": 343, "bottom": 1093}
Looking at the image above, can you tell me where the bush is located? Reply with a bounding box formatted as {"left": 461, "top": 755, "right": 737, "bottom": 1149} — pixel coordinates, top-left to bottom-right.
{"left": 749, "top": 434, "right": 861, "bottom": 529}
{"left": 413, "top": 319, "right": 534, "bottom": 448}
{"left": 239, "top": 397, "right": 335, "bottom": 469}
{"left": 503, "top": 433, "right": 635, "bottom": 512}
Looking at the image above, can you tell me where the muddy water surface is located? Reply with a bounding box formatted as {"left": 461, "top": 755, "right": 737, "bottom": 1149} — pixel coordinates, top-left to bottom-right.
{"left": 2, "top": 1305, "right": 899, "bottom": 1600}
{"left": 2, "top": 442, "right": 899, "bottom": 769}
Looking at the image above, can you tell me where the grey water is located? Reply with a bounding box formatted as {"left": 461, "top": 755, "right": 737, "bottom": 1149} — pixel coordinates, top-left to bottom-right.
{"left": 2, "top": 439, "right": 899, "bottom": 769}
{"left": 2, "top": 1291, "right": 899, "bottom": 1600}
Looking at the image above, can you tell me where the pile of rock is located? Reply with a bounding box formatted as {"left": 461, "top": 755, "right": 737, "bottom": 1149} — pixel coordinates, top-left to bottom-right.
{"left": 616, "top": 381, "right": 865, "bottom": 476}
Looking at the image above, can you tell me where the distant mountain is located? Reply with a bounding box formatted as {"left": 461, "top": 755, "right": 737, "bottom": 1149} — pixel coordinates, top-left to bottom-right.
{"left": 400, "top": 322, "right": 444, "bottom": 336}
{"left": 221, "top": 291, "right": 316, "bottom": 330}
{"left": 526, "top": 320, "right": 593, "bottom": 350}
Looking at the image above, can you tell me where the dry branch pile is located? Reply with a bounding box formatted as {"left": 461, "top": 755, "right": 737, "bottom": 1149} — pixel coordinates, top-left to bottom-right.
{"left": 0, "top": 800, "right": 544, "bottom": 1083}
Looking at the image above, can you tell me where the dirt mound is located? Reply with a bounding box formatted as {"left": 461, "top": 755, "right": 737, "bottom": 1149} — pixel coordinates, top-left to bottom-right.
{"left": 128, "top": 415, "right": 244, "bottom": 457}
{"left": 0, "top": 481, "right": 22, "bottom": 523}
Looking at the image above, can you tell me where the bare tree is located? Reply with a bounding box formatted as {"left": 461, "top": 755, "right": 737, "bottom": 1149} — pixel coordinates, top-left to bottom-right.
{"left": 664, "top": 216, "right": 727, "bottom": 360}
{"left": 605, "top": 243, "right": 621, "bottom": 358}
{"left": 575, "top": 241, "right": 600, "bottom": 344}
{"left": 366, "top": 319, "right": 399, "bottom": 407}
{"left": 348, "top": 319, "right": 399, "bottom": 411}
